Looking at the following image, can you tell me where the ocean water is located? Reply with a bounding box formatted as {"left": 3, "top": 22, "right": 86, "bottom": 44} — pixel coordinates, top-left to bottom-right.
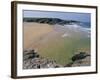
{"left": 79, "top": 22, "right": 91, "bottom": 28}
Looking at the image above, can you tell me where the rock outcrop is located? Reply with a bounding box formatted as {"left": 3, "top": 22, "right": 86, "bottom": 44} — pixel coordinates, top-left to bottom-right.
{"left": 64, "top": 52, "right": 90, "bottom": 67}
{"left": 23, "top": 49, "right": 62, "bottom": 69}
{"left": 23, "top": 49, "right": 90, "bottom": 69}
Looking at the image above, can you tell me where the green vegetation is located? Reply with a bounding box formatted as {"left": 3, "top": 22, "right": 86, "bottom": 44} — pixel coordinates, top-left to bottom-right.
{"left": 38, "top": 36, "right": 90, "bottom": 65}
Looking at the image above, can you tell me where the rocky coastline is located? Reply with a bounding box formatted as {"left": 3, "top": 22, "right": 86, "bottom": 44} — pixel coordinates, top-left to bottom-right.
{"left": 23, "top": 49, "right": 90, "bottom": 69}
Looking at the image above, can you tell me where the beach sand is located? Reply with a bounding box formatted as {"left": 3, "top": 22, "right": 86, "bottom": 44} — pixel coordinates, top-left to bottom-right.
{"left": 23, "top": 22, "right": 53, "bottom": 49}
{"left": 23, "top": 22, "right": 90, "bottom": 65}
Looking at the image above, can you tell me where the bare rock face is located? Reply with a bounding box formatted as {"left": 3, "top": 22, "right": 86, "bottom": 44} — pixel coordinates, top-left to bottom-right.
{"left": 23, "top": 50, "right": 90, "bottom": 69}
{"left": 71, "top": 56, "right": 90, "bottom": 67}
{"left": 71, "top": 52, "right": 90, "bottom": 62}
{"left": 64, "top": 52, "right": 90, "bottom": 67}
{"left": 23, "top": 49, "right": 62, "bottom": 69}
{"left": 23, "top": 49, "right": 39, "bottom": 60}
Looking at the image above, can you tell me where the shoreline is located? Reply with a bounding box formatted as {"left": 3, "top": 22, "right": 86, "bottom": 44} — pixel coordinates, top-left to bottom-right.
{"left": 23, "top": 22, "right": 90, "bottom": 66}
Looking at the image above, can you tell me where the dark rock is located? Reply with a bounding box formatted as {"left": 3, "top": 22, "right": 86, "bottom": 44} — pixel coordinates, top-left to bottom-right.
{"left": 23, "top": 56, "right": 63, "bottom": 69}
{"left": 23, "top": 18, "right": 80, "bottom": 25}
{"left": 23, "top": 49, "right": 40, "bottom": 60}
{"left": 71, "top": 52, "right": 90, "bottom": 62}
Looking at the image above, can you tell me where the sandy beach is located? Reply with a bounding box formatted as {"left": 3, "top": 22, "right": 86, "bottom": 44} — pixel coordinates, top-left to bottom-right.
{"left": 23, "top": 22, "right": 53, "bottom": 49}
{"left": 23, "top": 22, "right": 90, "bottom": 65}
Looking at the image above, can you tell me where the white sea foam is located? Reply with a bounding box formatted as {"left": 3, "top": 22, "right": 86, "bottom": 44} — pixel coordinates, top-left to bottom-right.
{"left": 54, "top": 24, "right": 91, "bottom": 38}
{"left": 64, "top": 24, "right": 91, "bottom": 32}
{"left": 62, "top": 33, "right": 69, "bottom": 38}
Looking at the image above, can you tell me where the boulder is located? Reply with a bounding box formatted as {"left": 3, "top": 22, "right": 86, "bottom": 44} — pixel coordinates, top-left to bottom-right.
{"left": 71, "top": 52, "right": 90, "bottom": 62}
{"left": 23, "top": 49, "right": 40, "bottom": 60}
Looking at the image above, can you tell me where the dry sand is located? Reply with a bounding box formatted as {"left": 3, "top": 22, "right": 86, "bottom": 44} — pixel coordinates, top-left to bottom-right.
{"left": 23, "top": 22, "right": 53, "bottom": 49}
